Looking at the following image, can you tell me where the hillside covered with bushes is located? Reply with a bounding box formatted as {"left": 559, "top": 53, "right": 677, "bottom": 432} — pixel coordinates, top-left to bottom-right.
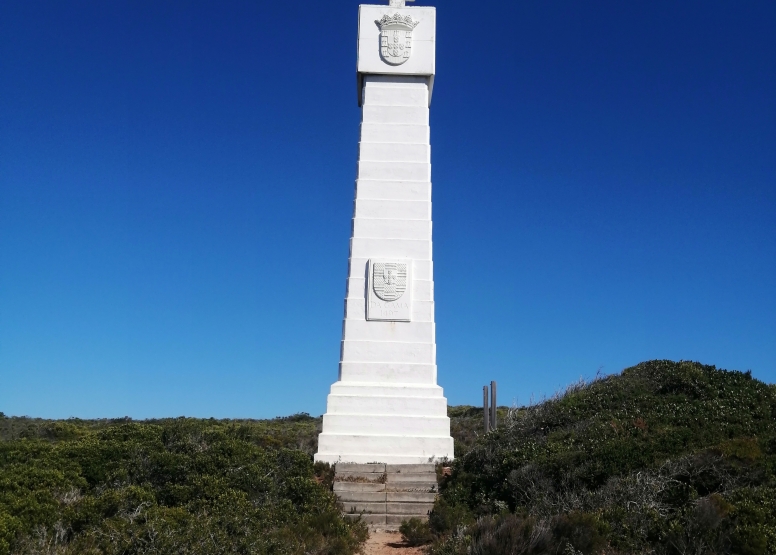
{"left": 429, "top": 360, "right": 776, "bottom": 555}
{"left": 0, "top": 414, "right": 364, "bottom": 555}
{"left": 1, "top": 360, "right": 774, "bottom": 554}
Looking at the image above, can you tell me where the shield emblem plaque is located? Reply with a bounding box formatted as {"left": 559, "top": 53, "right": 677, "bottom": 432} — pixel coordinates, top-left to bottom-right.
{"left": 376, "top": 13, "right": 420, "bottom": 66}
{"left": 367, "top": 259, "right": 413, "bottom": 321}
{"left": 373, "top": 261, "right": 407, "bottom": 301}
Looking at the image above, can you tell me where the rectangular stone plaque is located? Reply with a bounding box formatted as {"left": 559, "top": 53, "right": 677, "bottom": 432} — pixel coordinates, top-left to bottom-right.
{"left": 366, "top": 259, "right": 412, "bottom": 321}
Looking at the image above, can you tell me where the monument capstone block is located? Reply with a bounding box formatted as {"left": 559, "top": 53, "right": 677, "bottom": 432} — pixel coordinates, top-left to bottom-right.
{"left": 315, "top": 1, "right": 453, "bottom": 465}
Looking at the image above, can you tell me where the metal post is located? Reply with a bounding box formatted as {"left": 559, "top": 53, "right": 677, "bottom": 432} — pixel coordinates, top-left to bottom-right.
{"left": 483, "top": 385, "right": 490, "bottom": 433}
{"left": 490, "top": 381, "right": 497, "bottom": 430}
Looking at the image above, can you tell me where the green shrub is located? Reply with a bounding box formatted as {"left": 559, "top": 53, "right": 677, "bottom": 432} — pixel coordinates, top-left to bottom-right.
{"left": 430, "top": 512, "right": 608, "bottom": 555}
{"left": 314, "top": 461, "right": 336, "bottom": 490}
{"left": 429, "top": 497, "right": 475, "bottom": 536}
{"left": 0, "top": 417, "right": 365, "bottom": 555}
{"left": 400, "top": 517, "right": 434, "bottom": 546}
{"left": 433, "top": 361, "right": 776, "bottom": 554}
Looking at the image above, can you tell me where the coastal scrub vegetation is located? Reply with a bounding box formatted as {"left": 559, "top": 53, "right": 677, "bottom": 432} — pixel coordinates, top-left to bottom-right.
{"left": 429, "top": 360, "right": 776, "bottom": 554}
{"left": 1, "top": 360, "right": 774, "bottom": 554}
{"left": 0, "top": 415, "right": 365, "bottom": 555}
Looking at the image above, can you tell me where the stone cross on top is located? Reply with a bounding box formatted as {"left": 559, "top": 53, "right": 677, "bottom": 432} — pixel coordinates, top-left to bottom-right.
{"left": 389, "top": 0, "right": 415, "bottom": 6}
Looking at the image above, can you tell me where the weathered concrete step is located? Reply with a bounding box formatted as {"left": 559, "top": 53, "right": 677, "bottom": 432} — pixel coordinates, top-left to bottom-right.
{"left": 335, "top": 464, "right": 439, "bottom": 528}
{"left": 334, "top": 482, "right": 385, "bottom": 492}
{"left": 343, "top": 514, "right": 386, "bottom": 525}
{"left": 336, "top": 492, "right": 387, "bottom": 503}
{"left": 386, "top": 463, "right": 436, "bottom": 474}
{"left": 336, "top": 492, "right": 437, "bottom": 508}
{"left": 334, "top": 472, "right": 386, "bottom": 483}
{"left": 341, "top": 502, "right": 435, "bottom": 515}
{"left": 388, "top": 502, "right": 434, "bottom": 515}
{"left": 387, "top": 492, "right": 436, "bottom": 503}
{"left": 336, "top": 463, "right": 385, "bottom": 473}
{"left": 386, "top": 472, "right": 437, "bottom": 483}
{"left": 343, "top": 502, "right": 386, "bottom": 514}
{"left": 385, "top": 482, "right": 437, "bottom": 492}
{"left": 342, "top": 514, "right": 431, "bottom": 526}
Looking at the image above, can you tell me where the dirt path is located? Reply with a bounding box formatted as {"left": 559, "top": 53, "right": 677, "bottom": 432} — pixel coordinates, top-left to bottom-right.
{"left": 363, "top": 531, "right": 425, "bottom": 555}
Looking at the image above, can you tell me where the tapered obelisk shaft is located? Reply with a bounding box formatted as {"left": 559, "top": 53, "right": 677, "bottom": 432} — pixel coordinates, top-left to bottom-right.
{"left": 315, "top": 3, "right": 452, "bottom": 464}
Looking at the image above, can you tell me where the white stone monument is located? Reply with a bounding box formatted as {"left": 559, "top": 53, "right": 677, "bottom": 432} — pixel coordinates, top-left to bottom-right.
{"left": 315, "top": 0, "right": 454, "bottom": 464}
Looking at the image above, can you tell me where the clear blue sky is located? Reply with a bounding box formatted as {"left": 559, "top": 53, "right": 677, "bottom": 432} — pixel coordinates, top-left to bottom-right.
{"left": 1, "top": 1, "right": 774, "bottom": 419}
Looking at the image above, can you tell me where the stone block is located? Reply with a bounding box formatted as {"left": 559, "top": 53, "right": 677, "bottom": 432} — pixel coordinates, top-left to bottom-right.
{"left": 386, "top": 502, "right": 434, "bottom": 515}
{"left": 343, "top": 298, "right": 366, "bottom": 320}
{"left": 333, "top": 482, "right": 386, "bottom": 492}
{"left": 357, "top": 7, "right": 436, "bottom": 79}
{"left": 363, "top": 85, "right": 428, "bottom": 107}
{"left": 364, "top": 75, "right": 430, "bottom": 87}
{"left": 350, "top": 238, "right": 432, "bottom": 260}
{"left": 336, "top": 463, "right": 386, "bottom": 473}
{"left": 357, "top": 160, "right": 431, "bottom": 182}
{"left": 352, "top": 218, "right": 431, "bottom": 241}
{"left": 337, "top": 362, "right": 438, "bottom": 384}
{"left": 413, "top": 279, "right": 434, "bottom": 302}
{"left": 344, "top": 277, "right": 366, "bottom": 300}
{"left": 340, "top": 319, "right": 435, "bottom": 343}
{"left": 362, "top": 105, "right": 429, "bottom": 126}
{"left": 317, "top": 434, "right": 454, "bottom": 465}
{"left": 359, "top": 142, "right": 430, "bottom": 163}
{"left": 359, "top": 123, "right": 429, "bottom": 144}
{"left": 344, "top": 513, "right": 387, "bottom": 525}
{"left": 325, "top": 395, "right": 447, "bottom": 417}
{"left": 340, "top": 340, "right": 435, "bottom": 364}
{"left": 323, "top": 414, "right": 451, "bottom": 436}
{"left": 355, "top": 180, "right": 432, "bottom": 202}
{"left": 342, "top": 299, "right": 435, "bottom": 322}
{"left": 335, "top": 492, "right": 387, "bottom": 503}
{"left": 334, "top": 472, "right": 387, "bottom": 483}
{"left": 386, "top": 492, "right": 437, "bottom": 503}
{"left": 343, "top": 502, "right": 387, "bottom": 514}
{"left": 386, "top": 463, "right": 436, "bottom": 473}
{"left": 354, "top": 199, "right": 431, "bottom": 221}
{"left": 386, "top": 472, "right": 438, "bottom": 483}
{"left": 412, "top": 300, "right": 436, "bottom": 322}
{"left": 330, "top": 383, "right": 443, "bottom": 398}
{"left": 385, "top": 482, "right": 438, "bottom": 492}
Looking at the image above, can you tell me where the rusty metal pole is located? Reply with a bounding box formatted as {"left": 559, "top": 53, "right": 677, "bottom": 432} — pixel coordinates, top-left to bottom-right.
{"left": 490, "top": 381, "right": 497, "bottom": 430}
{"left": 483, "top": 385, "right": 490, "bottom": 433}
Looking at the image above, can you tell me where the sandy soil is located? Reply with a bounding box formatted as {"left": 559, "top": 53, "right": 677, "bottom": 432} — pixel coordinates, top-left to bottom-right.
{"left": 363, "top": 531, "right": 426, "bottom": 555}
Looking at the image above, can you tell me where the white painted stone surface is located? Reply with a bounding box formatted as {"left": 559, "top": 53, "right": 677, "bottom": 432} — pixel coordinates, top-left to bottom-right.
{"left": 355, "top": 181, "right": 431, "bottom": 201}
{"left": 315, "top": 6, "right": 452, "bottom": 464}
{"left": 343, "top": 298, "right": 435, "bottom": 322}
{"left": 360, "top": 124, "right": 429, "bottom": 144}
{"left": 338, "top": 362, "right": 437, "bottom": 384}
{"left": 352, "top": 219, "right": 431, "bottom": 240}
{"left": 357, "top": 6, "right": 436, "bottom": 79}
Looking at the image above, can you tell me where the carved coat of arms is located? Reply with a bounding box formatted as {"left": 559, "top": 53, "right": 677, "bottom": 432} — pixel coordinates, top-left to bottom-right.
{"left": 372, "top": 262, "right": 407, "bottom": 301}
{"left": 376, "top": 13, "right": 419, "bottom": 66}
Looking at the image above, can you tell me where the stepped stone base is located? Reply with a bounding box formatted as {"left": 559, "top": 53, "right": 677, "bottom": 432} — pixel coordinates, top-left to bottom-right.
{"left": 335, "top": 463, "right": 438, "bottom": 530}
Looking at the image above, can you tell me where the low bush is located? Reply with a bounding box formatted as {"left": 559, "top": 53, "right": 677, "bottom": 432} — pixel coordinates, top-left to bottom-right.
{"left": 399, "top": 517, "right": 434, "bottom": 546}
{"left": 431, "top": 361, "right": 776, "bottom": 554}
{"left": 432, "top": 511, "right": 608, "bottom": 555}
{"left": 0, "top": 418, "right": 366, "bottom": 555}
